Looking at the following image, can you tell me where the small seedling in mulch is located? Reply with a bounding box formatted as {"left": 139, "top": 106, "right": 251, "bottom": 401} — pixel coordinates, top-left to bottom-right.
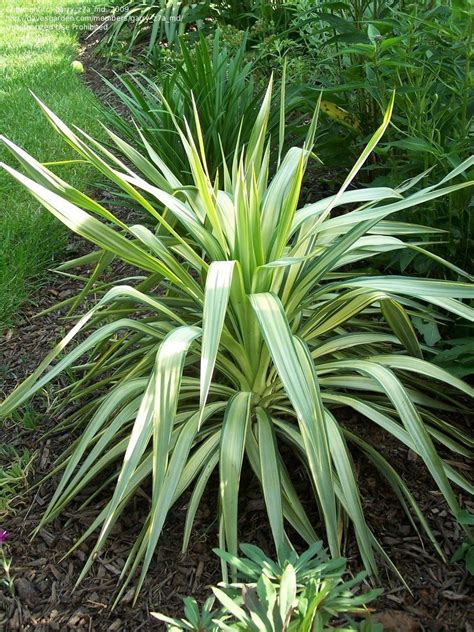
{"left": 0, "top": 529, "right": 14, "bottom": 596}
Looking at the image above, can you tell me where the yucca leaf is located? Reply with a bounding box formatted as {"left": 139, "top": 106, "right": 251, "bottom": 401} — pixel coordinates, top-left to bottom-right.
{"left": 291, "top": 187, "right": 402, "bottom": 234}
{"left": 341, "top": 276, "right": 474, "bottom": 299}
{"left": 138, "top": 406, "right": 219, "bottom": 598}
{"left": 0, "top": 317, "right": 161, "bottom": 416}
{"left": 78, "top": 370, "right": 157, "bottom": 584}
{"left": 320, "top": 181, "right": 473, "bottom": 237}
{"left": 367, "top": 355, "right": 473, "bottom": 397}
{"left": 43, "top": 380, "right": 145, "bottom": 518}
{"left": 220, "top": 392, "right": 253, "bottom": 557}
{"left": 381, "top": 298, "right": 423, "bottom": 358}
{"left": 201, "top": 261, "right": 236, "bottom": 411}
{"left": 309, "top": 91, "right": 395, "bottom": 230}
{"left": 245, "top": 419, "right": 317, "bottom": 547}
{"left": 146, "top": 325, "right": 201, "bottom": 538}
{"left": 326, "top": 360, "right": 461, "bottom": 516}
{"left": 250, "top": 293, "right": 339, "bottom": 557}
{"left": 346, "top": 430, "right": 444, "bottom": 558}
{"left": 0, "top": 163, "right": 182, "bottom": 281}
{"left": 182, "top": 450, "right": 220, "bottom": 553}
{"left": 324, "top": 412, "right": 376, "bottom": 573}
{"left": 256, "top": 408, "right": 285, "bottom": 552}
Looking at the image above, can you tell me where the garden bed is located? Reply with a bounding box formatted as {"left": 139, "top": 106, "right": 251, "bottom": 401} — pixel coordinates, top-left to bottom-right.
{"left": 0, "top": 275, "right": 472, "bottom": 629}
{"left": 1, "top": 5, "right": 473, "bottom": 632}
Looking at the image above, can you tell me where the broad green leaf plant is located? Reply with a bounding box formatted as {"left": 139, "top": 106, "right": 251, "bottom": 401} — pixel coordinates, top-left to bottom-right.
{"left": 0, "top": 83, "right": 473, "bottom": 603}
{"left": 153, "top": 542, "right": 383, "bottom": 631}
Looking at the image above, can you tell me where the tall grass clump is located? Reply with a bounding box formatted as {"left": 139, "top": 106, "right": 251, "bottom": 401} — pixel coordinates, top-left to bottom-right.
{"left": 101, "top": 31, "right": 275, "bottom": 182}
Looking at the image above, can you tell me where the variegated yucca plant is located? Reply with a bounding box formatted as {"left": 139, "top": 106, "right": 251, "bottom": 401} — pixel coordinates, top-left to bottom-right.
{"left": 0, "top": 83, "right": 473, "bottom": 603}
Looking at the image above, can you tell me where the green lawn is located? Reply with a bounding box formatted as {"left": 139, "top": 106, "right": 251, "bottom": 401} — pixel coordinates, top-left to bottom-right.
{"left": 0, "top": 0, "right": 105, "bottom": 328}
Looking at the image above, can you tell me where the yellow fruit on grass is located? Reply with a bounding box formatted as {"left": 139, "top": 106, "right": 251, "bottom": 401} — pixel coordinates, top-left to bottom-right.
{"left": 71, "top": 60, "right": 84, "bottom": 74}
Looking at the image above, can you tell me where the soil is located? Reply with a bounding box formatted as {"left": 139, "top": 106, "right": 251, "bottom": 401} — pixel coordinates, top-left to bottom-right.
{"left": 0, "top": 12, "right": 473, "bottom": 632}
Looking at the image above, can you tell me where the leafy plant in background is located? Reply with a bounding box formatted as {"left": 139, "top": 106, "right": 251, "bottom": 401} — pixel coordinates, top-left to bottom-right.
{"left": 153, "top": 542, "right": 383, "bottom": 630}
{"left": 0, "top": 85, "right": 473, "bottom": 604}
{"left": 431, "top": 336, "right": 474, "bottom": 378}
{"left": 290, "top": 0, "right": 472, "bottom": 147}
{"left": 102, "top": 29, "right": 352, "bottom": 189}
{"left": 287, "top": 0, "right": 473, "bottom": 267}
{"left": 217, "top": 0, "right": 294, "bottom": 27}
{"left": 451, "top": 510, "right": 474, "bottom": 577}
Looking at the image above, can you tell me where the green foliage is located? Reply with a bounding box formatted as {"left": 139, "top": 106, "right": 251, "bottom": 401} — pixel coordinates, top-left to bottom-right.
{"left": 0, "top": 547, "right": 15, "bottom": 598}
{"left": 295, "top": 0, "right": 472, "bottom": 153}
{"left": 0, "top": 85, "right": 473, "bottom": 603}
{"left": 277, "top": 0, "right": 473, "bottom": 266}
{"left": 452, "top": 540, "right": 474, "bottom": 576}
{"left": 432, "top": 336, "right": 474, "bottom": 378}
{"left": 156, "top": 595, "right": 219, "bottom": 631}
{"left": 102, "top": 31, "right": 265, "bottom": 182}
{"left": 215, "top": 0, "right": 294, "bottom": 26}
{"left": 451, "top": 511, "right": 474, "bottom": 576}
{"left": 100, "top": 0, "right": 212, "bottom": 55}
{"left": 153, "top": 543, "right": 383, "bottom": 631}
{"left": 0, "top": 447, "right": 34, "bottom": 519}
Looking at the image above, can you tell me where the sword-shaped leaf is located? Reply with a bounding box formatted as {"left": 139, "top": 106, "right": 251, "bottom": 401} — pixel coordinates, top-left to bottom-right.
{"left": 250, "top": 292, "right": 339, "bottom": 558}
{"left": 219, "top": 392, "right": 253, "bottom": 557}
